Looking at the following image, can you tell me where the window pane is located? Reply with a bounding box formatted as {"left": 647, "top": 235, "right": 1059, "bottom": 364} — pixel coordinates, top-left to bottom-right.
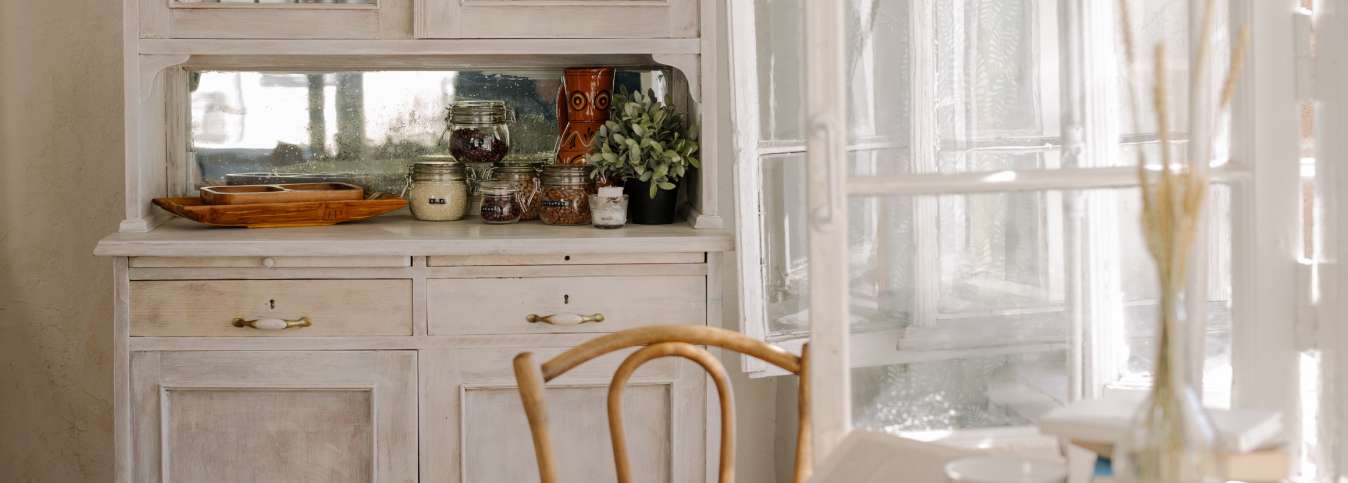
{"left": 755, "top": 0, "right": 807, "bottom": 143}
{"left": 932, "top": 0, "right": 1063, "bottom": 172}
{"left": 837, "top": 0, "right": 1234, "bottom": 175}
{"left": 189, "top": 69, "right": 670, "bottom": 193}
{"left": 847, "top": 0, "right": 911, "bottom": 149}
{"left": 759, "top": 148, "right": 914, "bottom": 341}
{"left": 1115, "top": 185, "right": 1234, "bottom": 408}
{"left": 849, "top": 187, "right": 1232, "bottom": 433}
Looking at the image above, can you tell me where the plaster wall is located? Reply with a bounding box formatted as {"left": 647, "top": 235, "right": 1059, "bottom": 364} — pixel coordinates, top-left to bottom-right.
{"left": 0, "top": 0, "right": 124, "bottom": 481}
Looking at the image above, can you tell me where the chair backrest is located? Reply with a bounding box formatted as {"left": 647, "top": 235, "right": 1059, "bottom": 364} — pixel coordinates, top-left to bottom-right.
{"left": 513, "top": 325, "right": 812, "bottom": 483}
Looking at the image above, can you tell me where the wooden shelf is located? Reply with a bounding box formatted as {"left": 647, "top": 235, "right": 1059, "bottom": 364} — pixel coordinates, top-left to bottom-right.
{"left": 139, "top": 38, "right": 701, "bottom": 56}
{"left": 95, "top": 212, "right": 732, "bottom": 257}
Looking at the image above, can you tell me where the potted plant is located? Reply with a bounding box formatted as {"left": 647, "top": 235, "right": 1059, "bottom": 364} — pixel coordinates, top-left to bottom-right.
{"left": 588, "top": 88, "right": 700, "bottom": 225}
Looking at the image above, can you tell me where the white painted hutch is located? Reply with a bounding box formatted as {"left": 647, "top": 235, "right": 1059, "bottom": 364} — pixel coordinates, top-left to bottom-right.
{"left": 95, "top": 1, "right": 731, "bottom": 482}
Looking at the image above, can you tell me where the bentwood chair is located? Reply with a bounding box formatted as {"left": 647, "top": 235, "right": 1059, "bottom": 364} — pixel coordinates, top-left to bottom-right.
{"left": 512, "top": 325, "right": 812, "bottom": 483}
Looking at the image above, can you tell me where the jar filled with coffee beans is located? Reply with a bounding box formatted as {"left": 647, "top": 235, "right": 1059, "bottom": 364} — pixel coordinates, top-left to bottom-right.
{"left": 539, "top": 165, "right": 591, "bottom": 225}
{"left": 492, "top": 161, "right": 542, "bottom": 221}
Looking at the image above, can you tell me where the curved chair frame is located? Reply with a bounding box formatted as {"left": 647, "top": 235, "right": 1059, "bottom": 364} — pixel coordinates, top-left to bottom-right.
{"left": 513, "top": 325, "right": 812, "bottom": 483}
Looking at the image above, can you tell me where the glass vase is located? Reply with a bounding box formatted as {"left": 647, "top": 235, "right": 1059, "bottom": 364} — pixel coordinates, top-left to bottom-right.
{"left": 1112, "top": 297, "right": 1222, "bottom": 483}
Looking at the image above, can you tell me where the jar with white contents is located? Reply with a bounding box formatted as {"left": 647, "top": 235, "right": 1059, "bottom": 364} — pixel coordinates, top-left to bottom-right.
{"left": 589, "top": 186, "right": 628, "bottom": 229}
{"left": 406, "top": 160, "right": 469, "bottom": 221}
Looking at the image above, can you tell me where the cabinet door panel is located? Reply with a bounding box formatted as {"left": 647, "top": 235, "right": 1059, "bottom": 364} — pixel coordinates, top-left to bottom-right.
{"left": 415, "top": 0, "right": 698, "bottom": 39}
{"left": 131, "top": 351, "right": 418, "bottom": 483}
{"left": 141, "top": 0, "right": 413, "bottom": 39}
{"left": 420, "top": 346, "right": 705, "bottom": 483}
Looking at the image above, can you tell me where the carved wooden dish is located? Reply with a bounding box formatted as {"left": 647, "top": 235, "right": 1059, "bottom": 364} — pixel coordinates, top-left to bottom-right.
{"left": 153, "top": 193, "right": 407, "bottom": 228}
{"left": 200, "top": 182, "right": 365, "bottom": 205}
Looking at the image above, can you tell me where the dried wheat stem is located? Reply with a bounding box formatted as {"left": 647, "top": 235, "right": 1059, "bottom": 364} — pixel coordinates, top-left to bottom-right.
{"left": 1220, "top": 26, "right": 1251, "bottom": 111}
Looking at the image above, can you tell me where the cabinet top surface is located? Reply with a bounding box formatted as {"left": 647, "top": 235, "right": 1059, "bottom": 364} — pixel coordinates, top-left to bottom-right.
{"left": 95, "top": 213, "right": 732, "bottom": 257}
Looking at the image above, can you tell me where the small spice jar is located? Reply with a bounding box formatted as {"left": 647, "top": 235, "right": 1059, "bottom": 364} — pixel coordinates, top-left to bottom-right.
{"left": 539, "top": 165, "right": 591, "bottom": 225}
{"left": 448, "top": 100, "right": 511, "bottom": 165}
{"left": 492, "top": 161, "right": 542, "bottom": 221}
{"left": 478, "top": 180, "right": 522, "bottom": 224}
{"left": 406, "top": 159, "right": 469, "bottom": 222}
{"left": 589, "top": 187, "right": 628, "bottom": 229}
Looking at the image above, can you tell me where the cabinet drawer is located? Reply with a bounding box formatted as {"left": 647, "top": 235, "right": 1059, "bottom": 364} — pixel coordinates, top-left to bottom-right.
{"left": 131, "top": 256, "right": 411, "bottom": 268}
{"left": 428, "top": 253, "right": 703, "bottom": 267}
{"left": 427, "top": 275, "right": 705, "bottom": 335}
{"left": 132, "top": 280, "right": 412, "bottom": 336}
{"left": 415, "top": 0, "right": 698, "bottom": 39}
{"left": 141, "top": 0, "right": 412, "bottom": 39}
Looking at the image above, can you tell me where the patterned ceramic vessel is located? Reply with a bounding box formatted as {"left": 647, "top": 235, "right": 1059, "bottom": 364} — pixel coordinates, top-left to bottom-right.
{"left": 556, "top": 67, "right": 614, "bottom": 165}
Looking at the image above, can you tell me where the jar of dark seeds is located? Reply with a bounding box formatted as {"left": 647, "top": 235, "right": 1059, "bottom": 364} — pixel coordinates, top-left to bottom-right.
{"left": 539, "top": 165, "right": 591, "bottom": 226}
{"left": 447, "top": 100, "right": 511, "bottom": 165}
{"left": 478, "top": 180, "right": 521, "bottom": 224}
{"left": 492, "top": 162, "right": 542, "bottom": 221}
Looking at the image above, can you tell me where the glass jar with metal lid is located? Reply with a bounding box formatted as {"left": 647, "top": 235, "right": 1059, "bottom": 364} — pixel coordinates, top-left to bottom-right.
{"left": 539, "top": 165, "right": 591, "bottom": 225}
{"left": 447, "top": 100, "right": 511, "bottom": 165}
{"left": 406, "top": 160, "right": 469, "bottom": 222}
{"left": 478, "top": 180, "right": 521, "bottom": 224}
{"left": 492, "top": 161, "right": 542, "bottom": 221}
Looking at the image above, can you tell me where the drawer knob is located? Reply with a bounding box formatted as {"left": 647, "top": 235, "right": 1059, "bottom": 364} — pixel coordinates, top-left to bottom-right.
{"left": 526, "top": 313, "right": 605, "bottom": 326}
{"left": 232, "top": 316, "right": 312, "bottom": 331}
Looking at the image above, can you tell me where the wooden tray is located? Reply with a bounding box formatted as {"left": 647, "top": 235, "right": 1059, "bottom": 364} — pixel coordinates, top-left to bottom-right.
{"left": 154, "top": 193, "right": 407, "bottom": 228}
{"left": 200, "top": 182, "right": 365, "bottom": 205}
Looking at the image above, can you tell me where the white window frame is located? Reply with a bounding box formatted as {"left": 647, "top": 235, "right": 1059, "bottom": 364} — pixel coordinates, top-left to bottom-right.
{"left": 730, "top": 0, "right": 1302, "bottom": 461}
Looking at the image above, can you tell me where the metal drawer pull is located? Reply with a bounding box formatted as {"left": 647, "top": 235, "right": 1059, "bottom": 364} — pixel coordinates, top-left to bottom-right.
{"left": 231, "top": 316, "right": 312, "bottom": 331}
{"left": 526, "top": 313, "right": 605, "bottom": 326}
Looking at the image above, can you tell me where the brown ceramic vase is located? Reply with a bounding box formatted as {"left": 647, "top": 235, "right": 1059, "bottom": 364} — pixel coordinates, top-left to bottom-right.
{"left": 556, "top": 67, "right": 615, "bottom": 165}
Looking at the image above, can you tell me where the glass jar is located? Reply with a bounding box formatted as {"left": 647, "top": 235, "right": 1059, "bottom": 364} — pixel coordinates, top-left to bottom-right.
{"left": 406, "top": 160, "right": 469, "bottom": 221}
{"left": 492, "top": 162, "right": 542, "bottom": 221}
{"left": 539, "top": 165, "right": 591, "bottom": 225}
{"left": 448, "top": 100, "right": 511, "bottom": 165}
{"left": 589, "top": 194, "right": 628, "bottom": 229}
{"left": 478, "top": 180, "right": 522, "bottom": 224}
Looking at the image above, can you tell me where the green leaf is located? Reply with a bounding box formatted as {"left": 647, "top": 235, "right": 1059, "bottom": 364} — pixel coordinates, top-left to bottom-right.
{"left": 687, "top": 156, "right": 701, "bottom": 169}
{"left": 649, "top": 182, "right": 660, "bottom": 199}
{"left": 658, "top": 181, "right": 676, "bottom": 190}
{"left": 640, "top": 171, "right": 653, "bottom": 182}
{"left": 602, "top": 152, "right": 619, "bottom": 164}
{"left": 606, "top": 120, "right": 622, "bottom": 132}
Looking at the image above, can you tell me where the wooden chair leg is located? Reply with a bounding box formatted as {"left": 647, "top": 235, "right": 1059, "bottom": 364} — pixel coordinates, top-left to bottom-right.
{"left": 514, "top": 352, "right": 559, "bottom": 483}
{"left": 794, "top": 344, "right": 812, "bottom": 483}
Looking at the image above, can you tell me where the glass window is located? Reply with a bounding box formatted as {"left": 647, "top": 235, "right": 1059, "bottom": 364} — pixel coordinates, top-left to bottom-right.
{"left": 735, "top": 0, "right": 1239, "bottom": 437}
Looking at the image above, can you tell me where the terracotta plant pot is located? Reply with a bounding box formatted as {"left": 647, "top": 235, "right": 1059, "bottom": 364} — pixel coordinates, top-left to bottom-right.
{"left": 556, "top": 67, "right": 615, "bottom": 165}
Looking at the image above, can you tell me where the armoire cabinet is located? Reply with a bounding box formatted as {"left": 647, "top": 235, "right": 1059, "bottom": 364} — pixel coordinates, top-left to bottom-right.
{"left": 96, "top": 1, "right": 731, "bottom": 482}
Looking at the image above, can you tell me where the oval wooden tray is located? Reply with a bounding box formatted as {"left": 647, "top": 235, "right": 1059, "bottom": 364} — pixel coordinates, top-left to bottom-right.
{"left": 200, "top": 182, "right": 365, "bottom": 205}
{"left": 153, "top": 193, "right": 407, "bottom": 228}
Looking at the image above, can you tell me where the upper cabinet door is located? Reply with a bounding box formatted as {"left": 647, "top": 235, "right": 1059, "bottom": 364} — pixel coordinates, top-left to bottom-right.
{"left": 141, "top": 0, "right": 414, "bottom": 39}
{"left": 413, "top": 0, "right": 698, "bottom": 39}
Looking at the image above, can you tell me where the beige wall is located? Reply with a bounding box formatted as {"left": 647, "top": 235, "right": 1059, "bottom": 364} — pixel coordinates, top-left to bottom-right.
{"left": 0, "top": 0, "right": 123, "bottom": 481}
